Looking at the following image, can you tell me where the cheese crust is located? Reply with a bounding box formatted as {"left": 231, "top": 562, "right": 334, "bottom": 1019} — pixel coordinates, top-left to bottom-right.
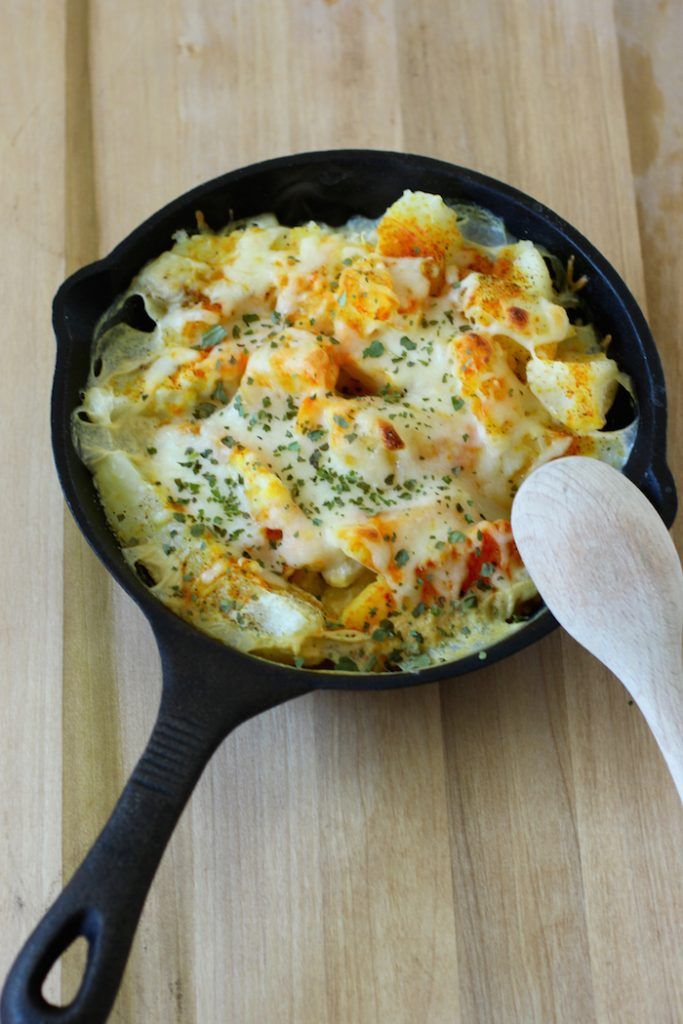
{"left": 74, "top": 192, "right": 635, "bottom": 671}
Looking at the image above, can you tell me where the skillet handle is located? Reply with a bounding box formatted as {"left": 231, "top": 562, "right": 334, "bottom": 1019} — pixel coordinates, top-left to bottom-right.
{"left": 0, "top": 637, "right": 313, "bottom": 1024}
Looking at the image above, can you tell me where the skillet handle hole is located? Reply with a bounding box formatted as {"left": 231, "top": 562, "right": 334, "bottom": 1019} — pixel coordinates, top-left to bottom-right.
{"left": 40, "top": 934, "right": 90, "bottom": 1009}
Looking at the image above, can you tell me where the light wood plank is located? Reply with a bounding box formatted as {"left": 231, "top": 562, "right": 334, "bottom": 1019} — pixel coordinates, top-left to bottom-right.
{"left": 311, "top": 687, "right": 459, "bottom": 1024}
{"left": 440, "top": 637, "right": 598, "bottom": 1023}
{"left": 0, "top": 0, "right": 66, "bottom": 1004}
{"left": 616, "top": 0, "right": 683, "bottom": 552}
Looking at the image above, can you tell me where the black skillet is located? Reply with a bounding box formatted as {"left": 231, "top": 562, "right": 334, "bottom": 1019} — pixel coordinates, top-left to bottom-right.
{"left": 1, "top": 151, "right": 677, "bottom": 1024}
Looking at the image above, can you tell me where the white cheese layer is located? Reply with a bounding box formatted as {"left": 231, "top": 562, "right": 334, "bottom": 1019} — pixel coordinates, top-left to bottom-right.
{"left": 74, "top": 192, "right": 635, "bottom": 671}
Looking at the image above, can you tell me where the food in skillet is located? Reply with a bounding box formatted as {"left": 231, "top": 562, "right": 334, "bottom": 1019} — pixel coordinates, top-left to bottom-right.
{"left": 73, "top": 192, "right": 635, "bottom": 671}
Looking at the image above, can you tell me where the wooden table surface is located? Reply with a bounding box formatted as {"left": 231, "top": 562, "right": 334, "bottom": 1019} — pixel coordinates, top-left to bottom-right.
{"left": 1, "top": 2, "right": 682, "bottom": 1021}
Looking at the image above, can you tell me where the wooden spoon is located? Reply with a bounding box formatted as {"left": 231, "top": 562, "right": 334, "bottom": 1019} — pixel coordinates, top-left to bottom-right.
{"left": 511, "top": 456, "right": 683, "bottom": 800}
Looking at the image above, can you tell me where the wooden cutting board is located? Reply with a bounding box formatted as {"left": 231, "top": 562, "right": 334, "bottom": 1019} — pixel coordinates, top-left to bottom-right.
{"left": 1, "top": 1, "right": 681, "bottom": 1021}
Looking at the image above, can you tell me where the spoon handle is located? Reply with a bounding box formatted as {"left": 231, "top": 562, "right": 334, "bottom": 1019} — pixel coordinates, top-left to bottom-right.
{"left": 630, "top": 649, "right": 683, "bottom": 802}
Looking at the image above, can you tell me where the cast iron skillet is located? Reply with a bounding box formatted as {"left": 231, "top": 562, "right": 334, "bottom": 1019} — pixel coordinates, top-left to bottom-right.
{"left": 1, "top": 150, "right": 677, "bottom": 1024}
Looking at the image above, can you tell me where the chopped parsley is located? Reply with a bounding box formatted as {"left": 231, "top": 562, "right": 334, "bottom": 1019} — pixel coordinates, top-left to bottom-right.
{"left": 336, "top": 656, "right": 359, "bottom": 672}
{"left": 212, "top": 380, "right": 230, "bottom": 405}
{"left": 198, "top": 324, "right": 227, "bottom": 349}
{"left": 194, "top": 402, "right": 216, "bottom": 420}
{"left": 362, "top": 340, "right": 385, "bottom": 358}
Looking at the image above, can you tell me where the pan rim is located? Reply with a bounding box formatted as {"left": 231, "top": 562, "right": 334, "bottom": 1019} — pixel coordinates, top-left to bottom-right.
{"left": 51, "top": 148, "right": 675, "bottom": 690}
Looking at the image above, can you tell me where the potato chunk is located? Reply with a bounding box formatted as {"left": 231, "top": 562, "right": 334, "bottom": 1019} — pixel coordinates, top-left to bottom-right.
{"left": 378, "top": 191, "right": 461, "bottom": 293}
{"left": 526, "top": 355, "right": 620, "bottom": 433}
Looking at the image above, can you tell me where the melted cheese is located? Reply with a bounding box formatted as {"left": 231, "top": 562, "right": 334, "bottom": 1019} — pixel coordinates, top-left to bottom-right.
{"left": 74, "top": 191, "right": 635, "bottom": 672}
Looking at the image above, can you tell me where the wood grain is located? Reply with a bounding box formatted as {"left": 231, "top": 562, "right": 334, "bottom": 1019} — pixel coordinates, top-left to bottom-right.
{"left": 0, "top": 0, "right": 66, "bottom": 1006}
{"left": 616, "top": 0, "right": 683, "bottom": 554}
{"left": 1, "top": 1, "right": 681, "bottom": 1022}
